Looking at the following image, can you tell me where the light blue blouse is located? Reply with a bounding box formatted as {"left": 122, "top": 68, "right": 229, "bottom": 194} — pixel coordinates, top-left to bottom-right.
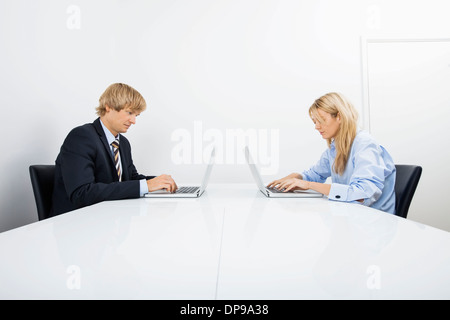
{"left": 301, "top": 130, "right": 396, "bottom": 214}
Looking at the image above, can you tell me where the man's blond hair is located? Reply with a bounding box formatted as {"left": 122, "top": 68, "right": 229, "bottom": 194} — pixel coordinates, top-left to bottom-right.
{"left": 96, "top": 83, "right": 146, "bottom": 116}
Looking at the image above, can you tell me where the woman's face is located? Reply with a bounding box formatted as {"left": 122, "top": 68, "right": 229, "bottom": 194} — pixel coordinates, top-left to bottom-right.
{"left": 312, "top": 108, "right": 341, "bottom": 140}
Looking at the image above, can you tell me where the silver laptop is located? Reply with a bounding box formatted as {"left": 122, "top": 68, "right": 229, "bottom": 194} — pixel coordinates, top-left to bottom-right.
{"left": 244, "top": 146, "right": 323, "bottom": 198}
{"left": 144, "top": 148, "right": 215, "bottom": 198}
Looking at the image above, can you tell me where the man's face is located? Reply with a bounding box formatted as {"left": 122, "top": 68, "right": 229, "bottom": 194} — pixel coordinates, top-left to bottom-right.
{"left": 102, "top": 105, "right": 140, "bottom": 137}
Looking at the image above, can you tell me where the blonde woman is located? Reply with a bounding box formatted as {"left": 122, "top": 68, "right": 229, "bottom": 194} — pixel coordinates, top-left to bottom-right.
{"left": 267, "top": 92, "right": 396, "bottom": 214}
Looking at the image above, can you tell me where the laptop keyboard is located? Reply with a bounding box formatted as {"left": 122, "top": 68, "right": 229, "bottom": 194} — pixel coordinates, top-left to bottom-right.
{"left": 267, "top": 187, "right": 286, "bottom": 193}
{"left": 176, "top": 186, "right": 200, "bottom": 194}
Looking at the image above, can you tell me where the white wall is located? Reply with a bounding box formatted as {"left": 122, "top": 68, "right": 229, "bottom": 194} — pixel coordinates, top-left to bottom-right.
{"left": 1, "top": 0, "right": 449, "bottom": 233}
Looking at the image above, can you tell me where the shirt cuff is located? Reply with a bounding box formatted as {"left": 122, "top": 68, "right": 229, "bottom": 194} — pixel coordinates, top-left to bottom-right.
{"left": 139, "top": 179, "right": 149, "bottom": 197}
{"left": 328, "top": 183, "right": 349, "bottom": 202}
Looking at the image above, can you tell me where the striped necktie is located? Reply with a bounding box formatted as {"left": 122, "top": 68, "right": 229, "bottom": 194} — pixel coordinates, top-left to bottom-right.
{"left": 111, "top": 138, "right": 121, "bottom": 181}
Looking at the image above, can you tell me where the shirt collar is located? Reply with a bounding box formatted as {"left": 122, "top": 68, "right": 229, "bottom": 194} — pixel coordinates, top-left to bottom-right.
{"left": 99, "top": 119, "right": 119, "bottom": 145}
{"left": 329, "top": 129, "right": 361, "bottom": 151}
{"left": 330, "top": 139, "right": 335, "bottom": 150}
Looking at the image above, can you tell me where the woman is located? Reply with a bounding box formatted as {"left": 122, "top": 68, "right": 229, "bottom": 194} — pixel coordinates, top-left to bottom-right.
{"left": 267, "top": 92, "right": 396, "bottom": 214}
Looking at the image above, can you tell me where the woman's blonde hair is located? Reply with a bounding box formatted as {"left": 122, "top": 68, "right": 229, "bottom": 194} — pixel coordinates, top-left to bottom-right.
{"left": 96, "top": 83, "right": 146, "bottom": 116}
{"left": 309, "top": 92, "right": 359, "bottom": 175}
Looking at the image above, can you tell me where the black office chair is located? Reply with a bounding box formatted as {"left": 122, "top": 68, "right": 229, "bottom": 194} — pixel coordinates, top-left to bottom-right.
{"left": 29, "top": 165, "right": 55, "bottom": 220}
{"left": 394, "top": 164, "right": 422, "bottom": 219}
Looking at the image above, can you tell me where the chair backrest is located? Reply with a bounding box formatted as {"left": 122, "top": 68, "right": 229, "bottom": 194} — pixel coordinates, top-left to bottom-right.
{"left": 394, "top": 164, "right": 422, "bottom": 218}
{"left": 29, "top": 165, "right": 55, "bottom": 220}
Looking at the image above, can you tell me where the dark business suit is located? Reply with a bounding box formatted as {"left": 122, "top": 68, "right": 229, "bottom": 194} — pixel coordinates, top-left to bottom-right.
{"left": 50, "top": 118, "right": 154, "bottom": 217}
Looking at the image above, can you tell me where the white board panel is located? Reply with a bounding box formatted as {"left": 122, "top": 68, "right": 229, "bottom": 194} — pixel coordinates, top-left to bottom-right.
{"left": 363, "top": 38, "right": 450, "bottom": 231}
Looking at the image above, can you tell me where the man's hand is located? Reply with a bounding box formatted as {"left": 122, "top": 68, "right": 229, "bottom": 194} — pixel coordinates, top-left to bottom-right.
{"left": 147, "top": 174, "right": 178, "bottom": 193}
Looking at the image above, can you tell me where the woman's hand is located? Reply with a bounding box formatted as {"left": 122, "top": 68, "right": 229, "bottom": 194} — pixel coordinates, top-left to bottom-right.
{"left": 276, "top": 178, "right": 310, "bottom": 192}
{"left": 267, "top": 173, "right": 302, "bottom": 190}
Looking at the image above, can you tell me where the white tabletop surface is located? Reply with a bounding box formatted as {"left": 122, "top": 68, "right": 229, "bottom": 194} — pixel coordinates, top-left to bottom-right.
{"left": 1, "top": 183, "right": 449, "bottom": 300}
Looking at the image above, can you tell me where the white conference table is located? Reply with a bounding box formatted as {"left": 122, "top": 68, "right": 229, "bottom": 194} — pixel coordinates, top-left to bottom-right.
{"left": 1, "top": 183, "right": 450, "bottom": 300}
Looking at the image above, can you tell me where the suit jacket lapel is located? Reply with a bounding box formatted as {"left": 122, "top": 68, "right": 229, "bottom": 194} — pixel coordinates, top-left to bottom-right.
{"left": 93, "top": 118, "right": 119, "bottom": 181}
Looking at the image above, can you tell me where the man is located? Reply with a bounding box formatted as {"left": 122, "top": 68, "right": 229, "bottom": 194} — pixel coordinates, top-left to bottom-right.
{"left": 50, "top": 83, "right": 178, "bottom": 216}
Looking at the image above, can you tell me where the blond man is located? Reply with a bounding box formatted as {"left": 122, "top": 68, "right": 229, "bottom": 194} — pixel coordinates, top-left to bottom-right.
{"left": 51, "top": 83, "right": 177, "bottom": 216}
